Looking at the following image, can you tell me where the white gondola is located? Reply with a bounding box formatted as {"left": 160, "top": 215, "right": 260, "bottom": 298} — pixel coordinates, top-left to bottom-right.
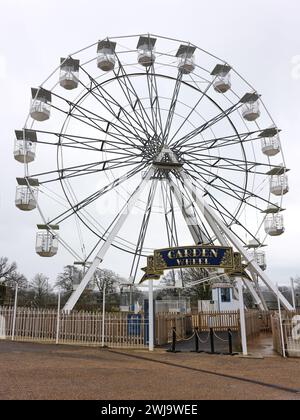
{"left": 260, "top": 126, "right": 281, "bottom": 157}
{"left": 241, "top": 92, "right": 261, "bottom": 122}
{"left": 249, "top": 249, "right": 267, "bottom": 271}
{"left": 97, "top": 40, "right": 116, "bottom": 72}
{"left": 35, "top": 225, "right": 59, "bottom": 257}
{"left": 16, "top": 177, "right": 39, "bottom": 210}
{"left": 264, "top": 213, "right": 285, "bottom": 236}
{"left": 59, "top": 57, "right": 80, "bottom": 90}
{"left": 176, "top": 45, "right": 196, "bottom": 75}
{"left": 14, "top": 129, "right": 37, "bottom": 163}
{"left": 246, "top": 240, "right": 267, "bottom": 271}
{"left": 255, "top": 251, "right": 267, "bottom": 271}
{"left": 30, "top": 88, "right": 51, "bottom": 122}
{"left": 270, "top": 174, "right": 289, "bottom": 196}
{"left": 15, "top": 186, "right": 38, "bottom": 211}
{"left": 211, "top": 64, "right": 232, "bottom": 93}
{"left": 137, "top": 36, "right": 156, "bottom": 67}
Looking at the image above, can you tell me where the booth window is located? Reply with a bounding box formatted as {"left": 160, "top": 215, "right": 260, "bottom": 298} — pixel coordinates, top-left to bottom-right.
{"left": 221, "top": 288, "right": 231, "bottom": 303}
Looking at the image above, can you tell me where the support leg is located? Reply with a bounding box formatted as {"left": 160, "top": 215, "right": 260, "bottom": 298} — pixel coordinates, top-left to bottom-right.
{"left": 149, "top": 280, "right": 154, "bottom": 352}
{"left": 237, "top": 277, "right": 248, "bottom": 356}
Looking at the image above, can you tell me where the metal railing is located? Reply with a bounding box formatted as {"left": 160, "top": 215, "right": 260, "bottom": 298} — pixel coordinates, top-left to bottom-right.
{"left": 271, "top": 312, "right": 300, "bottom": 357}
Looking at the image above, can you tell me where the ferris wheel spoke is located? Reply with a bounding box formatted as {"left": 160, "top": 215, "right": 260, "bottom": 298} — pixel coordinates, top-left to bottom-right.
{"left": 168, "top": 77, "right": 216, "bottom": 147}
{"left": 51, "top": 102, "right": 141, "bottom": 151}
{"left": 174, "top": 170, "right": 235, "bottom": 238}
{"left": 172, "top": 101, "right": 243, "bottom": 149}
{"left": 177, "top": 170, "right": 247, "bottom": 235}
{"left": 161, "top": 179, "right": 180, "bottom": 248}
{"left": 36, "top": 137, "right": 138, "bottom": 155}
{"left": 114, "top": 58, "right": 157, "bottom": 136}
{"left": 161, "top": 179, "right": 185, "bottom": 286}
{"left": 186, "top": 153, "right": 274, "bottom": 176}
{"left": 186, "top": 162, "right": 252, "bottom": 206}
{"left": 163, "top": 71, "right": 183, "bottom": 144}
{"left": 173, "top": 176, "right": 214, "bottom": 244}
{"left": 48, "top": 163, "right": 147, "bottom": 225}
{"left": 206, "top": 192, "right": 263, "bottom": 246}
{"left": 32, "top": 129, "right": 141, "bottom": 154}
{"left": 50, "top": 92, "right": 145, "bottom": 151}
{"left": 78, "top": 66, "right": 150, "bottom": 143}
{"left": 32, "top": 154, "right": 142, "bottom": 179}
{"left": 186, "top": 151, "right": 282, "bottom": 174}
{"left": 129, "top": 176, "right": 159, "bottom": 283}
{"left": 178, "top": 129, "right": 265, "bottom": 153}
{"left": 185, "top": 161, "right": 275, "bottom": 213}
{"left": 36, "top": 158, "right": 143, "bottom": 186}
{"left": 145, "top": 67, "right": 164, "bottom": 139}
{"left": 83, "top": 165, "right": 155, "bottom": 265}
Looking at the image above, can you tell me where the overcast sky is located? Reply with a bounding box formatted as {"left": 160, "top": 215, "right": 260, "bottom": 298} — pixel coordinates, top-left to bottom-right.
{"left": 0, "top": 0, "right": 299, "bottom": 286}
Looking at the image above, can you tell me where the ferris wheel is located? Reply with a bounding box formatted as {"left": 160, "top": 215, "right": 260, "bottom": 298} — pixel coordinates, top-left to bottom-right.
{"left": 14, "top": 33, "right": 293, "bottom": 311}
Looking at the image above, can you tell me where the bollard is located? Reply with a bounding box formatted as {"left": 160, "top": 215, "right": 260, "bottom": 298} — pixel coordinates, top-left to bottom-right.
{"left": 209, "top": 327, "right": 215, "bottom": 354}
{"left": 167, "top": 327, "right": 177, "bottom": 353}
{"left": 191, "top": 327, "right": 199, "bottom": 353}
{"left": 172, "top": 327, "right": 176, "bottom": 352}
{"left": 228, "top": 328, "right": 233, "bottom": 355}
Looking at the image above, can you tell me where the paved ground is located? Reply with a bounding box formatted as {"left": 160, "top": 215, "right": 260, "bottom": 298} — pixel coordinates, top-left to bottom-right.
{"left": 0, "top": 340, "right": 300, "bottom": 400}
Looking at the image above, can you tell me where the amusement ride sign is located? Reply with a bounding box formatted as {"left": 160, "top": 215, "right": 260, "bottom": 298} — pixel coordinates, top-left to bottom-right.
{"left": 140, "top": 245, "right": 245, "bottom": 283}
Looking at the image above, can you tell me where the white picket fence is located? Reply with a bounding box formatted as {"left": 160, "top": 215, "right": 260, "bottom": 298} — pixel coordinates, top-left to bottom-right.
{"left": 0, "top": 306, "right": 149, "bottom": 349}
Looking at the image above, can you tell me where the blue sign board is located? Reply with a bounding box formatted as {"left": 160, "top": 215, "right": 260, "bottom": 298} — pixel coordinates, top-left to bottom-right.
{"left": 154, "top": 245, "right": 234, "bottom": 271}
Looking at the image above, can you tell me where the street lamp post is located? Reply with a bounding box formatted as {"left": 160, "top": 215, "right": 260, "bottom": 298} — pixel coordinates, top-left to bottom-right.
{"left": 11, "top": 282, "right": 19, "bottom": 341}
{"left": 237, "top": 277, "right": 248, "bottom": 356}
{"left": 56, "top": 288, "right": 61, "bottom": 345}
{"left": 101, "top": 283, "right": 106, "bottom": 348}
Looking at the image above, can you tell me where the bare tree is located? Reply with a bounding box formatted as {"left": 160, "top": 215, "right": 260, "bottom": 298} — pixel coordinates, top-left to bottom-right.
{"left": 0, "top": 257, "right": 17, "bottom": 281}
{"left": 30, "top": 273, "right": 52, "bottom": 307}
{"left": 292, "top": 276, "right": 300, "bottom": 290}
{"left": 0, "top": 257, "right": 27, "bottom": 287}
{"left": 6, "top": 271, "right": 28, "bottom": 289}
{"left": 55, "top": 265, "right": 83, "bottom": 293}
{"left": 93, "top": 269, "right": 125, "bottom": 311}
{"left": 93, "top": 269, "right": 122, "bottom": 295}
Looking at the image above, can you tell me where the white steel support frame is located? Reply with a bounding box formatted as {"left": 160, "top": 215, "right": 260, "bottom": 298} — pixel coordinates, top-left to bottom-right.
{"left": 169, "top": 177, "right": 266, "bottom": 311}
{"left": 291, "top": 278, "right": 296, "bottom": 311}
{"left": 180, "top": 173, "right": 294, "bottom": 311}
{"left": 247, "top": 271, "right": 269, "bottom": 311}
{"left": 149, "top": 280, "right": 154, "bottom": 352}
{"left": 64, "top": 167, "right": 155, "bottom": 312}
{"left": 237, "top": 277, "right": 248, "bottom": 356}
{"left": 277, "top": 283, "right": 286, "bottom": 358}
{"left": 169, "top": 177, "right": 210, "bottom": 244}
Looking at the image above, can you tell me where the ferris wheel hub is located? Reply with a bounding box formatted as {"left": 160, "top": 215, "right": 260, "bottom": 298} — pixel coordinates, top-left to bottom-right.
{"left": 152, "top": 146, "right": 183, "bottom": 171}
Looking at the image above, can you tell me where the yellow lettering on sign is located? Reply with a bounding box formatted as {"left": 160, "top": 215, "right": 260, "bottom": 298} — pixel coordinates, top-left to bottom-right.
{"left": 176, "top": 250, "right": 183, "bottom": 258}
{"left": 211, "top": 249, "right": 218, "bottom": 258}
{"left": 168, "top": 251, "right": 176, "bottom": 260}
